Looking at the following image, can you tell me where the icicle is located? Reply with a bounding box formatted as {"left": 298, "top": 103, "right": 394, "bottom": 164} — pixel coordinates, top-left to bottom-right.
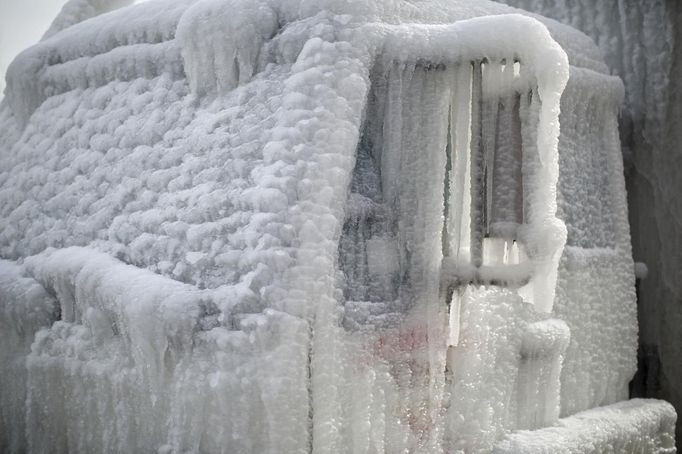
{"left": 447, "top": 290, "right": 462, "bottom": 347}
{"left": 380, "top": 63, "right": 404, "bottom": 212}
{"left": 490, "top": 60, "right": 523, "bottom": 238}
{"left": 177, "top": 0, "right": 278, "bottom": 96}
{"left": 481, "top": 60, "right": 501, "bottom": 236}
{"left": 447, "top": 63, "right": 473, "bottom": 264}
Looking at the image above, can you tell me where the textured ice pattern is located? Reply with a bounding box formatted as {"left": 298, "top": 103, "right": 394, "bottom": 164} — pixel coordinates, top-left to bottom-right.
{"left": 0, "top": 0, "right": 675, "bottom": 452}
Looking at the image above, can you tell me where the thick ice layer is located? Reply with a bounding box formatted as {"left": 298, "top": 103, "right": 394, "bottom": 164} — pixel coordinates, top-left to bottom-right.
{"left": 1, "top": 2, "right": 368, "bottom": 451}
{"left": 552, "top": 67, "right": 637, "bottom": 416}
{"left": 0, "top": 0, "right": 666, "bottom": 452}
{"left": 500, "top": 0, "right": 682, "bottom": 443}
{"left": 4, "top": 0, "right": 195, "bottom": 124}
{"left": 445, "top": 288, "right": 569, "bottom": 451}
{"left": 42, "top": 0, "right": 135, "bottom": 40}
{"left": 495, "top": 399, "right": 677, "bottom": 454}
{"left": 177, "top": 0, "right": 278, "bottom": 96}
{"left": 0, "top": 260, "right": 57, "bottom": 453}
{"left": 1, "top": 248, "right": 311, "bottom": 453}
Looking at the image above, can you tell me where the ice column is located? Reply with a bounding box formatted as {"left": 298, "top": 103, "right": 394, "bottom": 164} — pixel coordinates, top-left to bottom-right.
{"left": 375, "top": 61, "right": 454, "bottom": 451}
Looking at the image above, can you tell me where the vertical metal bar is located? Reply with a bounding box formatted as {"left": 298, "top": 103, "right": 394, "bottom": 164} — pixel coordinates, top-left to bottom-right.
{"left": 447, "top": 62, "right": 473, "bottom": 263}
{"left": 483, "top": 63, "right": 500, "bottom": 237}
{"left": 470, "top": 60, "right": 485, "bottom": 267}
{"left": 471, "top": 61, "right": 486, "bottom": 266}
{"left": 520, "top": 88, "right": 537, "bottom": 226}
{"left": 511, "top": 92, "right": 524, "bottom": 226}
{"left": 442, "top": 106, "right": 453, "bottom": 257}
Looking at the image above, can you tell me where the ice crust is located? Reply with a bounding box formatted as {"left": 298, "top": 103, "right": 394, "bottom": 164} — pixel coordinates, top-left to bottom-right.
{"left": 0, "top": 0, "right": 673, "bottom": 452}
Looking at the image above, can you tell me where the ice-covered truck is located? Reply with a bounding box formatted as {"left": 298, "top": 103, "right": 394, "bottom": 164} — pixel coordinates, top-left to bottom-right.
{"left": 0, "top": 0, "right": 676, "bottom": 452}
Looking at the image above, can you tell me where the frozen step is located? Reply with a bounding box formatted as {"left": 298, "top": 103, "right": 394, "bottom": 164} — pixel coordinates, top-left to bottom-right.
{"left": 496, "top": 399, "right": 676, "bottom": 454}
{"left": 516, "top": 319, "right": 570, "bottom": 430}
